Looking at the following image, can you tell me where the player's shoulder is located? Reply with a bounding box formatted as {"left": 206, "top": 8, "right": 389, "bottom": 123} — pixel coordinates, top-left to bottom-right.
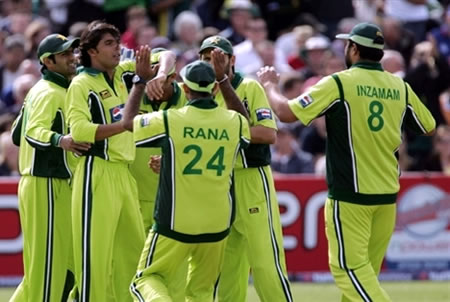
{"left": 27, "top": 79, "right": 55, "bottom": 99}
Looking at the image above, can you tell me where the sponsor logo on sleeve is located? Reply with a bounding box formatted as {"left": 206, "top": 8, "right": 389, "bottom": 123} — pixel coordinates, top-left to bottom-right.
{"left": 298, "top": 94, "right": 314, "bottom": 108}
{"left": 109, "top": 104, "right": 125, "bottom": 123}
{"left": 255, "top": 108, "right": 273, "bottom": 121}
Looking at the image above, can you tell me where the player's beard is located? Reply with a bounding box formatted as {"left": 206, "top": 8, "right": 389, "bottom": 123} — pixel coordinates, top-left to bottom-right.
{"left": 345, "top": 51, "right": 352, "bottom": 69}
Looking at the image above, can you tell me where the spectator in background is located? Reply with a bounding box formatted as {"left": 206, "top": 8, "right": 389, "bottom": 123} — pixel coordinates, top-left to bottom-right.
{"left": 24, "top": 18, "right": 51, "bottom": 61}
{"left": 121, "top": 5, "right": 149, "bottom": 50}
{"left": 194, "top": 0, "right": 227, "bottom": 30}
{"left": 380, "top": 17, "right": 417, "bottom": 68}
{"left": 172, "top": 10, "right": 203, "bottom": 52}
{"left": 416, "top": 124, "right": 450, "bottom": 174}
{"left": 384, "top": 0, "right": 429, "bottom": 42}
{"left": 135, "top": 24, "right": 158, "bottom": 48}
{"left": 279, "top": 72, "right": 305, "bottom": 100}
{"left": 433, "top": 125, "right": 450, "bottom": 174}
{"left": 405, "top": 40, "right": 450, "bottom": 126}
{"left": 271, "top": 122, "right": 314, "bottom": 174}
{"left": 68, "top": 22, "right": 88, "bottom": 39}
{"left": 10, "top": 73, "right": 39, "bottom": 115}
{"left": 287, "top": 25, "right": 315, "bottom": 71}
{"left": 219, "top": 0, "right": 254, "bottom": 45}
{"left": 429, "top": 7, "right": 450, "bottom": 65}
{"left": 234, "top": 17, "right": 291, "bottom": 76}
{"left": 331, "top": 18, "right": 359, "bottom": 56}
{"left": 275, "top": 13, "right": 327, "bottom": 66}
{"left": 353, "top": 0, "right": 384, "bottom": 23}
{"left": 0, "top": 34, "right": 26, "bottom": 105}
{"left": 4, "top": 12, "right": 31, "bottom": 35}
{"left": 301, "top": 116, "right": 327, "bottom": 169}
{"left": 148, "top": 0, "right": 191, "bottom": 38}
{"left": 381, "top": 49, "right": 406, "bottom": 78}
{"left": 0, "top": 113, "right": 18, "bottom": 175}
{"left": 440, "top": 89, "right": 450, "bottom": 125}
{"left": 300, "top": 35, "right": 331, "bottom": 79}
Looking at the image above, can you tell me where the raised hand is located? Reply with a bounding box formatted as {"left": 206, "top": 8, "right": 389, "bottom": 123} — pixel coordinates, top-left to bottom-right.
{"left": 257, "top": 66, "right": 280, "bottom": 87}
{"left": 135, "top": 45, "right": 153, "bottom": 82}
{"left": 145, "top": 65, "right": 165, "bottom": 100}
{"left": 210, "top": 48, "right": 228, "bottom": 81}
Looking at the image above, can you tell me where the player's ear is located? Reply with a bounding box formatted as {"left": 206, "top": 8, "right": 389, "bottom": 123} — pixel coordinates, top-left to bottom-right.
{"left": 230, "top": 55, "right": 236, "bottom": 66}
{"left": 168, "top": 73, "right": 177, "bottom": 82}
{"left": 42, "top": 57, "right": 53, "bottom": 67}
{"left": 87, "top": 48, "right": 98, "bottom": 57}
{"left": 182, "top": 83, "right": 190, "bottom": 94}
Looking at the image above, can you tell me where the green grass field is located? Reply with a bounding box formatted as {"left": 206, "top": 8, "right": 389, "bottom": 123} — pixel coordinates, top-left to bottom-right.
{"left": 1, "top": 281, "right": 449, "bottom": 301}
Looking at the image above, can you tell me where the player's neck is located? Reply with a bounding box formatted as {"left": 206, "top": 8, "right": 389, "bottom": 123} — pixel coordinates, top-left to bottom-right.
{"left": 90, "top": 61, "right": 115, "bottom": 79}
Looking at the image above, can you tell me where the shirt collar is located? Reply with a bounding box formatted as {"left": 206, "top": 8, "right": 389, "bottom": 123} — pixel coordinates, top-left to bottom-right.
{"left": 231, "top": 71, "right": 244, "bottom": 89}
{"left": 42, "top": 69, "right": 70, "bottom": 88}
{"left": 187, "top": 97, "right": 218, "bottom": 109}
{"left": 351, "top": 61, "right": 384, "bottom": 71}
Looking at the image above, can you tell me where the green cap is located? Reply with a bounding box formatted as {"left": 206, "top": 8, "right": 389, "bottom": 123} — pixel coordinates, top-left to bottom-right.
{"left": 37, "top": 34, "right": 80, "bottom": 62}
{"left": 335, "top": 23, "right": 384, "bottom": 50}
{"left": 180, "top": 60, "right": 216, "bottom": 93}
{"left": 150, "top": 48, "right": 175, "bottom": 75}
{"left": 199, "top": 35, "right": 233, "bottom": 55}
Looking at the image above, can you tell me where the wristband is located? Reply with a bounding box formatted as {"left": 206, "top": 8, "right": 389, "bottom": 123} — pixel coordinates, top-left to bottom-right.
{"left": 217, "top": 75, "right": 228, "bottom": 84}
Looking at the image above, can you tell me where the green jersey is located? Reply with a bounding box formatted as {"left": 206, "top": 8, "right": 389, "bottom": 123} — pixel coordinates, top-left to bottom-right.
{"left": 12, "top": 70, "right": 73, "bottom": 178}
{"left": 130, "top": 82, "right": 187, "bottom": 201}
{"left": 67, "top": 61, "right": 136, "bottom": 163}
{"left": 288, "top": 62, "right": 436, "bottom": 204}
{"left": 133, "top": 98, "right": 251, "bottom": 242}
{"left": 215, "top": 73, "right": 277, "bottom": 169}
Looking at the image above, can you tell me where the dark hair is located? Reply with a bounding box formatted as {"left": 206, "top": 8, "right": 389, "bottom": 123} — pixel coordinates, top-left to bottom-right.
{"left": 350, "top": 39, "right": 384, "bottom": 62}
{"left": 79, "top": 20, "right": 120, "bottom": 67}
{"left": 186, "top": 87, "right": 212, "bottom": 99}
{"left": 40, "top": 54, "right": 56, "bottom": 71}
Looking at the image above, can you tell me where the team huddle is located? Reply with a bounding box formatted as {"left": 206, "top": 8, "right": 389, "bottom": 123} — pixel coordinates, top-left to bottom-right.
{"left": 10, "top": 19, "right": 435, "bottom": 302}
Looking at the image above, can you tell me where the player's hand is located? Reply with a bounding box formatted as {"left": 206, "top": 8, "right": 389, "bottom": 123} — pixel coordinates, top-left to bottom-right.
{"left": 59, "top": 134, "right": 91, "bottom": 156}
{"left": 211, "top": 48, "right": 228, "bottom": 82}
{"left": 145, "top": 67, "right": 166, "bottom": 100}
{"left": 135, "top": 45, "right": 152, "bottom": 82}
{"left": 148, "top": 155, "right": 161, "bottom": 174}
{"left": 257, "top": 66, "right": 280, "bottom": 87}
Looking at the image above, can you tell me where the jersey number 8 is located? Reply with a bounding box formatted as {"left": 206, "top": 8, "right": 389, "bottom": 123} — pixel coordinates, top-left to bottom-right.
{"left": 367, "top": 100, "right": 384, "bottom": 132}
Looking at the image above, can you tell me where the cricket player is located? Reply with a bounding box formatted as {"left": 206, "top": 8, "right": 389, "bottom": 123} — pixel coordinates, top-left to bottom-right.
{"left": 10, "top": 34, "right": 90, "bottom": 302}
{"left": 258, "top": 23, "right": 436, "bottom": 302}
{"left": 199, "top": 36, "right": 293, "bottom": 302}
{"left": 121, "top": 58, "right": 251, "bottom": 302}
{"left": 66, "top": 21, "right": 168, "bottom": 302}
{"left": 124, "top": 48, "right": 187, "bottom": 233}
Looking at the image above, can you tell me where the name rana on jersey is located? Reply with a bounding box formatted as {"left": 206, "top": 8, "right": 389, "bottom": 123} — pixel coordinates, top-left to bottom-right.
{"left": 183, "top": 126, "right": 229, "bottom": 141}
{"left": 356, "top": 85, "right": 400, "bottom": 101}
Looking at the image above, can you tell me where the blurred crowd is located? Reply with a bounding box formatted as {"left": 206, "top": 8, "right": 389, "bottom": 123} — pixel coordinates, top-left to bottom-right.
{"left": 0, "top": 0, "right": 449, "bottom": 176}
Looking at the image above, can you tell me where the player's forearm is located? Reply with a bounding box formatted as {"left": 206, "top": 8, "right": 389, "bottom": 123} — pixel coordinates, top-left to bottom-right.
{"left": 158, "top": 51, "right": 176, "bottom": 77}
{"left": 263, "top": 83, "right": 297, "bottom": 122}
{"left": 219, "top": 76, "right": 249, "bottom": 119}
{"left": 122, "top": 84, "right": 146, "bottom": 131}
{"left": 250, "top": 125, "right": 277, "bottom": 144}
{"left": 95, "top": 123, "right": 126, "bottom": 140}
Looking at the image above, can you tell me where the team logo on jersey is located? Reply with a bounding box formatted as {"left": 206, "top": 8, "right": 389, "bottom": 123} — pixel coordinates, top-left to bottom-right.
{"left": 249, "top": 207, "right": 259, "bottom": 214}
{"left": 255, "top": 108, "right": 272, "bottom": 121}
{"left": 298, "top": 94, "right": 314, "bottom": 108}
{"left": 109, "top": 104, "right": 124, "bottom": 122}
{"left": 140, "top": 116, "right": 150, "bottom": 127}
{"left": 100, "top": 89, "right": 112, "bottom": 100}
